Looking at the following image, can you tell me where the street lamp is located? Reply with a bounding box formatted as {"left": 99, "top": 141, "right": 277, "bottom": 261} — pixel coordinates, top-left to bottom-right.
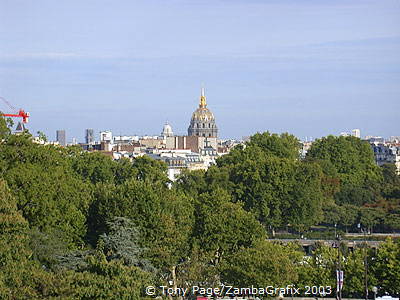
{"left": 361, "top": 225, "right": 369, "bottom": 300}
{"left": 372, "top": 287, "right": 378, "bottom": 300}
{"left": 334, "top": 223, "right": 337, "bottom": 239}
{"left": 336, "top": 235, "right": 342, "bottom": 300}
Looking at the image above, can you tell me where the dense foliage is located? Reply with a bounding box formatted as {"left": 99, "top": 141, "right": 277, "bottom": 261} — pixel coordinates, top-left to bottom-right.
{"left": 0, "top": 123, "right": 399, "bottom": 299}
{"left": 307, "top": 135, "right": 400, "bottom": 233}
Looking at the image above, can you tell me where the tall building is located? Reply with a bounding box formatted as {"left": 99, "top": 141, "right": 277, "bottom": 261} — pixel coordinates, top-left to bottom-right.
{"left": 188, "top": 88, "right": 218, "bottom": 138}
{"left": 85, "top": 128, "right": 94, "bottom": 144}
{"left": 351, "top": 129, "right": 361, "bottom": 138}
{"left": 56, "top": 130, "right": 66, "bottom": 146}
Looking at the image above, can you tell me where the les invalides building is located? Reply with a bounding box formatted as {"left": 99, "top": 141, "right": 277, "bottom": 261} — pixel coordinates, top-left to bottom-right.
{"left": 187, "top": 88, "right": 218, "bottom": 138}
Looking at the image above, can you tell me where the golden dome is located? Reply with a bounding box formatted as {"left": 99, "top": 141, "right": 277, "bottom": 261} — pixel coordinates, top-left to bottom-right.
{"left": 188, "top": 87, "right": 218, "bottom": 137}
{"left": 191, "top": 87, "right": 215, "bottom": 121}
{"left": 191, "top": 107, "right": 215, "bottom": 121}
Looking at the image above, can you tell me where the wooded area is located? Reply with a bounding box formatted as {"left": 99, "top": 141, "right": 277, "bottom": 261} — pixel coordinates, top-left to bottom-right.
{"left": 0, "top": 118, "right": 399, "bottom": 299}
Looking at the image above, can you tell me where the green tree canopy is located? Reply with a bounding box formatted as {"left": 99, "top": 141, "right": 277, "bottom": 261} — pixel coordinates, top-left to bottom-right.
{"left": 246, "top": 131, "right": 301, "bottom": 160}
{"left": 221, "top": 241, "right": 302, "bottom": 288}
{"left": 306, "top": 135, "right": 382, "bottom": 188}
{"left": 371, "top": 238, "right": 400, "bottom": 294}
{"left": 213, "top": 139, "right": 326, "bottom": 232}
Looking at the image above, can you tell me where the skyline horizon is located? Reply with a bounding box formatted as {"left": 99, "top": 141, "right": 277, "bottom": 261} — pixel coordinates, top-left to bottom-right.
{"left": 1, "top": 1, "right": 399, "bottom": 140}
{"left": 2, "top": 85, "right": 399, "bottom": 142}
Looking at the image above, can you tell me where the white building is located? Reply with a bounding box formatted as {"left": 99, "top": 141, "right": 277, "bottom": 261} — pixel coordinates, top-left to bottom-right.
{"left": 351, "top": 129, "right": 361, "bottom": 138}
{"left": 113, "top": 135, "right": 140, "bottom": 143}
{"left": 100, "top": 131, "right": 113, "bottom": 142}
{"left": 161, "top": 122, "right": 174, "bottom": 138}
{"left": 371, "top": 143, "right": 400, "bottom": 174}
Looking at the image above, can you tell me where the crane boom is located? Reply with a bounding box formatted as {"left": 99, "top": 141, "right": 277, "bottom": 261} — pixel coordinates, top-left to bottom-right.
{"left": 3, "top": 110, "right": 30, "bottom": 123}
{"left": 0, "top": 97, "right": 30, "bottom": 123}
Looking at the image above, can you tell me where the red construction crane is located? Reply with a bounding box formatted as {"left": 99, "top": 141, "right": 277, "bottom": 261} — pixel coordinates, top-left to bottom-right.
{"left": 0, "top": 96, "right": 30, "bottom": 123}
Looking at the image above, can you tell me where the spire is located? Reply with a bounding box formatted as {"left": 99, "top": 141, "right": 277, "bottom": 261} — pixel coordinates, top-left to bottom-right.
{"left": 199, "top": 87, "right": 207, "bottom": 108}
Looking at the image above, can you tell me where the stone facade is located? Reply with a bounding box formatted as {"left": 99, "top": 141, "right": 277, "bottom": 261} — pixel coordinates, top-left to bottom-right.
{"left": 371, "top": 143, "right": 400, "bottom": 174}
{"left": 166, "top": 135, "right": 217, "bottom": 153}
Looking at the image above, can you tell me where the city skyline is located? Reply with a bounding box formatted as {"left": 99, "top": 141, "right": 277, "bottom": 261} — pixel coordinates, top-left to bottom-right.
{"left": 1, "top": 0, "right": 399, "bottom": 140}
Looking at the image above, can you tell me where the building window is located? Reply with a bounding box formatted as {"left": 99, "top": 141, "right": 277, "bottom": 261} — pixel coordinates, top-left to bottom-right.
{"left": 203, "top": 123, "right": 205, "bottom": 128}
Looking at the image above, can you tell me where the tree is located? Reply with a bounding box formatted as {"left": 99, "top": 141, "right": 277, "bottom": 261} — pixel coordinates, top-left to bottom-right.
{"left": 370, "top": 238, "right": 400, "bottom": 294}
{"left": 380, "top": 163, "right": 400, "bottom": 203}
{"left": 5, "top": 163, "right": 92, "bottom": 246}
{"left": 314, "top": 159, "right": 341, "bottom": 201}
{"left": 285, "top": 161, "right": 325, "bottom": 232}
{"left": 28, "top": 228, "right": 70, "bottom": 270}
{"left": 0, "top": 134, "right": 93, "bottom": 247}
{"left": 323, "top": 203, "right": 343, "bottom": 226}
{"left": 169, "top": 188, "right": 267, "bottom": 289}
{"left": 175, "top": 169, "right": 207, "bottom": 197}
{"left": 381, "top": 163, "right": 400, "bottom": 186}
{"left": 358, "top": 207, "right": 385, "bottom": 233}
{"left": 215, "top": 140, "right": 326, "bottom": 232}
{"left": 384, "top": 214, "right": 400, "bottom": 231}
{"left": 88, "top": 179, "right": 196, "bottom": 290}
{"left": 246, "top": 131, "right": 301, "bottom": 160}
{"left": 306, "top": 135, "right": 382, "bottom": 192}
{"left": 340, "top": 205, "right": 359, "bottom": 232}
{"left": 335, "top": 185, "right": 376, "bottom": 206}
{"left": 132, "top": 155, "right": 169, "bottom": 185}
{"left": 147, "top": 190, "right": 195, "bottom": 292}
{"left": 0, "top": 115, "right": 12, "bottom": 139}
{"left": 193, "top": 189, "right": 266, "bottom": 265}
{"left": 69, "top": 150, "right": 121, "bottom": 185}
{"left": 343, "top": 248, "right": 372, "bottom": 297}
{"left": 297, "top": 244, "right": 337, "bottom": 289}
{"left": 87, "top": 179, "right": 163, "bottom": 243}
{"left": 0, "top": 179, "right": 65, "bottom": 299}
{"left": 36, "top": 131, "right": 48, "bottom": 142}
{"left": 63, "top": 252, "right": 153, "bottom": 299}
{"left": 99, "top": 217, "right": 153, "bottom": 271}
{"left": 221, "top": 241, "right": 302, "bottom": 288}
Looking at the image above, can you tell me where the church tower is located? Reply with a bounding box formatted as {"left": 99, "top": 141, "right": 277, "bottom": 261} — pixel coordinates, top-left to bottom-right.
{"left": 188, "top": 88, "right": 218, "bottom": 137}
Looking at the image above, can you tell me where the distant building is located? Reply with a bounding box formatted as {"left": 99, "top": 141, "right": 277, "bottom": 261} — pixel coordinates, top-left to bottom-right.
{"left": 161, "top": 122, "right": 174, "bottom": 137}
{"left": 366, "top": 136, "right": 385, "bottom": 144}
{"left": 351, "top": 129, "right": 361, "bottom": 138}
{"left": 146, "top": 150, "right": 207, "bottom": 182}
{"left": 100, "top": 131, "right": 112, "bottom": 142}
{"left": 188, "top": 88, "right": 218, "bottom": 138}
{"left": 371, "top": 143, "right": 400, "bottom": 174}
{"left": 300, "top": 141, "right": 313, "bottom": 158}
{"left": 14, "top": 122, "right": 26, "bottom": 133}
{"left": 56, "top": 130, "right": 66, "bottom": 146}
{"left": 166, "top": 135, "right": 217, "bottom": 153}
{"left": 340, "top": 129, "right": 361, "bottom": 138}
{"left": 139, "top": 137, "right": 164, "bottom": 149}
{"left": 389, "top": 136, "right": 400, "bottom": 143}
{"left": 114, "top": 135, "right": 140, "bottom": 143}
{"left": 85, "top": 129, "right": 94, "bottom": 144}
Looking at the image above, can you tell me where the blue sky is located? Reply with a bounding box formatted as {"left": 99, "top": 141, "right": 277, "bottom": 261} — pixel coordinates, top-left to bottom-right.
{"left": 1, "top": 0, "right": 399, "bottom": 141}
